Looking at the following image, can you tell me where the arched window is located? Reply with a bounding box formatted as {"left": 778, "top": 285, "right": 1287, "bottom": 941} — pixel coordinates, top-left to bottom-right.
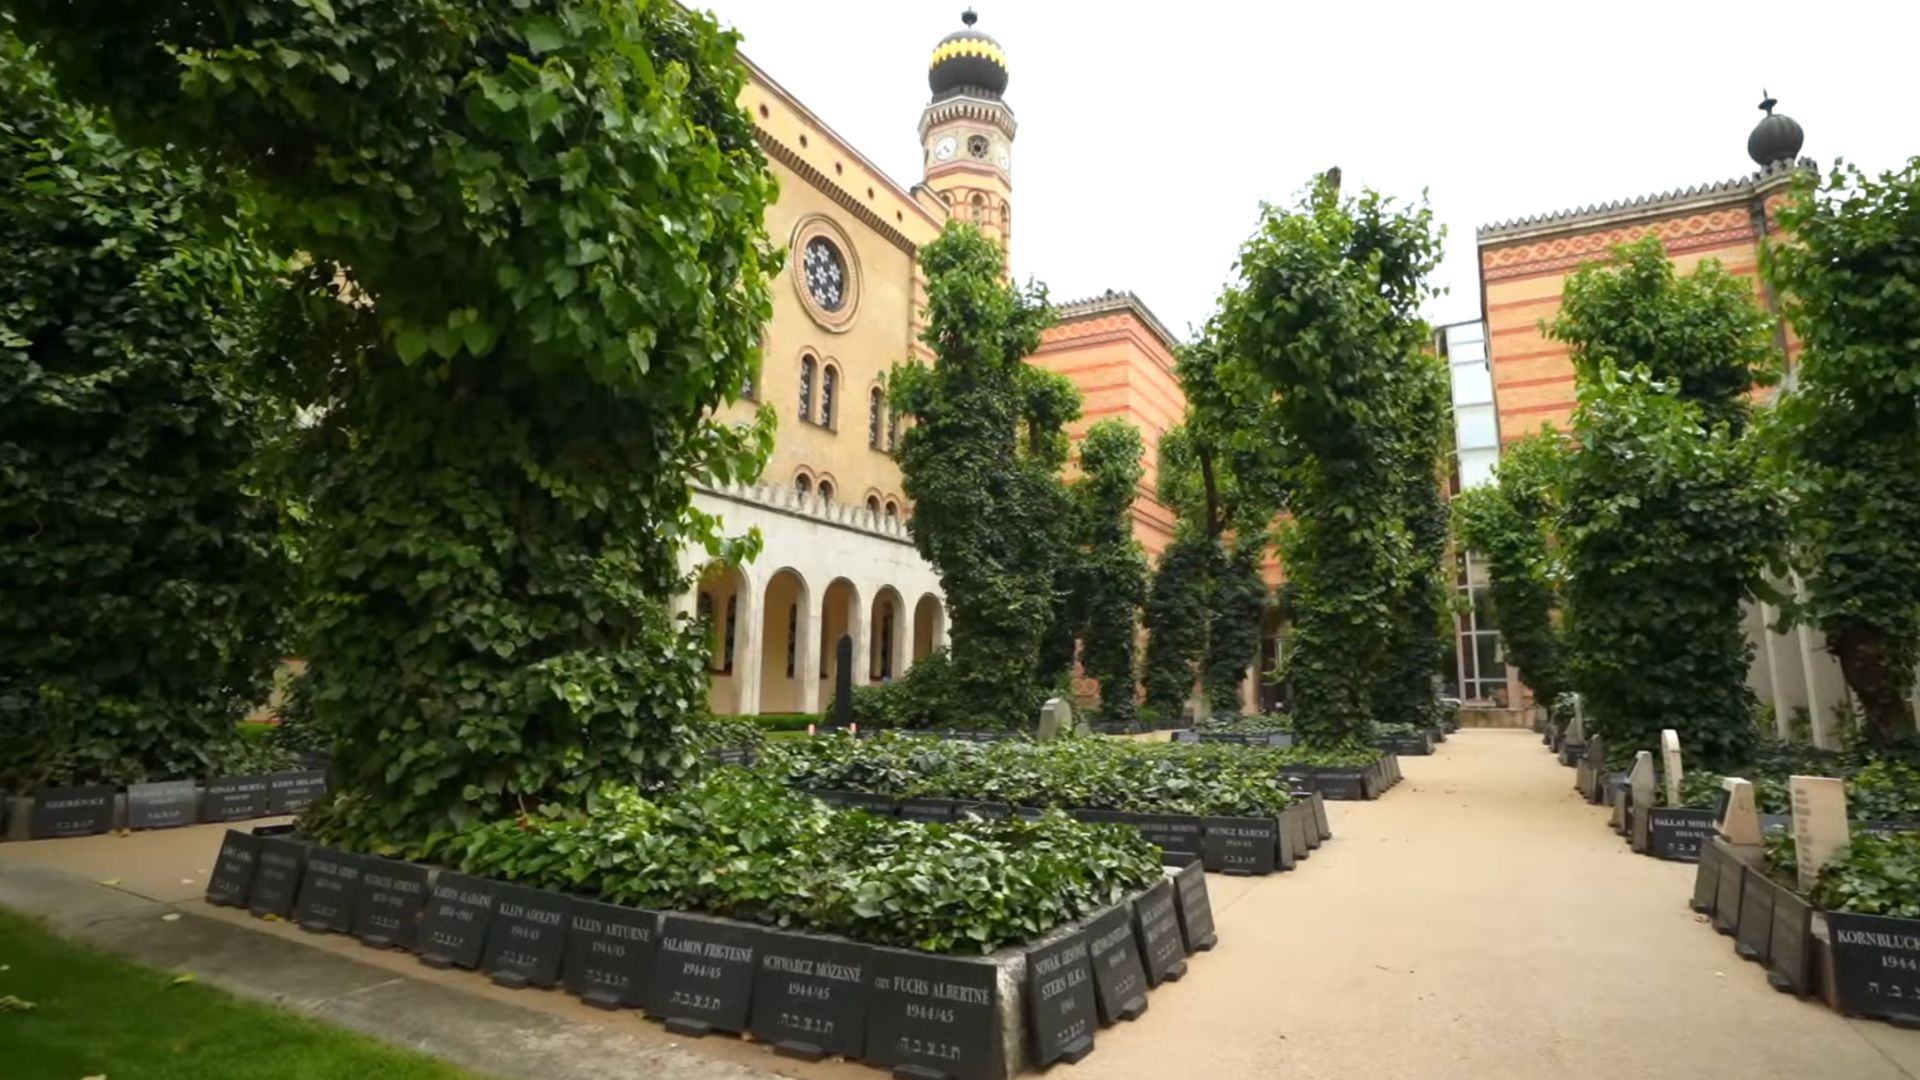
{"left": 877, "top": 608, "right": 895, "bottom": 680}
{"left": 868, "top": 387, "right": 884, "bottom": 448}
{"left": 722, "top": 595, "right": 737, "bottom": 674}
{"left": 798, "top": 355, "right": 815, "bottom": 420}
{"left": 820, "top": 364, "right": 838, "bottom": 428}
{"left": 795, "top": 472, "right": 813, "bottom": 497}
{"left": 696, "top": 592, "right": 716, "bottom": 670}
{"left": 970, "top": 193, "right": 986, "bottom": 222}
{"left": 785, "top": 603, "right": 798, "bottom": 678}
{"left": 887, "top": 410, "right": 900, "bottom": 452}
{"left": 884, "top": 500, "right": 898, "bottom": 520}
{"left": 867, "top": 494, "right": 881, "bottom": 515}
{"left": 818, "top": 479, "right": 835, "bottom": 503}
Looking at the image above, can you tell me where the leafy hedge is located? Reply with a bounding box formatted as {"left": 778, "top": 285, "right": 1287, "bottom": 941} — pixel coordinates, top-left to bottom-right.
{"left": 1194, "top": 713, "right": 1294, "bottom": 736}
{"left": 389, "top": 772, "right": 1162, "bottom": 955}
{"left": 1810, "top": 831, "right": 1920, "bottom": 919}
{"left": 767, "top": 733, "right": 1298, "bottom": 819}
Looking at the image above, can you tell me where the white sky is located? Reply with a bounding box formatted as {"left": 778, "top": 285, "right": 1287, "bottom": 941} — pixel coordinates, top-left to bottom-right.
{"left": 706, "top": 0, "right": 1917, "bottom": 340}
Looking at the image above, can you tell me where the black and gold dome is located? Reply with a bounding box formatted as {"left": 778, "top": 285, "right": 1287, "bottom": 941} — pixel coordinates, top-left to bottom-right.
{"left": 929, "top": 10, "right": 1008, "bottom": 100}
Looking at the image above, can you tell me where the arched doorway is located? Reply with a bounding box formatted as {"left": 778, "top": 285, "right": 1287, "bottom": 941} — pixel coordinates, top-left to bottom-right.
{"left": 820, "top": 578, "right": 862, "bottom": 698}
{"left": 693, "top": 562, "right": 749, "bottom": 714}
{"left": 913, "top": 594, "right": 945, "bottom": 662}
{"left": 870, "top": 587, "right": 907, "bottom": 682}
{"left": 758, "top": 569, "right": 811, "bottom": 714}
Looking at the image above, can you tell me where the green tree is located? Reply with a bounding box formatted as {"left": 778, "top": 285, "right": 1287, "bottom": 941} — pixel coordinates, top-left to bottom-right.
{"left": 1766, "top": 160, "right": 1920, "bottom": 747}
{"left": 1452, "top": 433, "right": 1571, "bottom": 707}
{"left": 891, "top": 223, "right": 1067, "bottom": 728}
{"left": 7, "top": 2, "right": 780, "bottom": 840}
{"left": 1218, "top": 176, "right": 1446, "bottom": 746}
{"left": 1142, "top": 531, "right": 1213, "bottom": 720}
{"left": 1203, "top": 537, "right": 1269, "bottom": 714}
{"left": 0, "top": 34, "right": 293, "bottom": 790}
{"left": 1071, "top": 420, "right": 1150, "bottom": 723}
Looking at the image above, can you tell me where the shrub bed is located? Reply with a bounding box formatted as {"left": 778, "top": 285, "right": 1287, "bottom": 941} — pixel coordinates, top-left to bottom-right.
{"left": 1192, "top": 714, "right": 1294, "bottom": 737}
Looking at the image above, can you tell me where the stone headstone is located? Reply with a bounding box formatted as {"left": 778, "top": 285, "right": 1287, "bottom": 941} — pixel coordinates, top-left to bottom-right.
{"left": 1628, "top": 752, "right": 1655, "bottom": 852}
{"left": 268, "top": 770, "right": 329, "bottom": 815}
{"left": 647, "top": 915, "right": 760, "bottom": 1036}
{"left": 1025, "top": 930, "right": 1097, "bottom": 1067}
{"left": 418, "top": 871, "right": 502, "bottom": 969}
{"left": 128, "top": 780, "right": 198, "bottom": 831}
{"left": 1689, "top": 837, "right": 1722, "bottom": 915}
{"left": 1789, "top": 775, "right": 1850, "bottom": 892}
{"left": 1660, "top": 728, "right": 1683, "bottom": 807}
{"left": 353, "top": 856, "right": 431, "bottom": 951}
{"left": 864, "top": 948, "right": 1001, "bottom": 1080}
{"left": 30, "top": 785, "right": 116, "bottom": 839}
{"left": 1735, "top": 866, "right": 1777, "bottom": 964}
{"left": 1649, "top": 807, "right": 1717, "bottom": 862}
{"left": 1201, "top": 816, "right": 1278, "bottom": 876}
{"left": 1716, "top": 777, "right": 1762, "bottom": 847}
{"left": 1136, "top": 814, "right": 1203, "bottom": 860}
{"left": 1037, "top": 696, "right": 1071, "bottom": 741}
{"left": 481, "top": 884, "right": 571, "bottom": 989}
{"left": 1712, "top": 841, "right": 1748, "bottom": 935}
{"left": 1084, "top": 904, "right": 1148, "bottom": 1024}
{"left": 1767, "top": 887, "right": 1815, "bottom": 997}
{"left": 293, "top": 848, "right": 364, "bottom": 934}
{"left": 564, "top": 899, "right": 658, "bottom": 1009}
{"left": 749, "top": 930, "right": 870, "bottom": 1061}
{"left": 1564, "top": 697, "right": 1586, "bottom": 743}
{"left": 206, "top": 829, "right": 262, "bottom": 907}
{"left": 246, "top": 836, "right": 308, "bottom": 919}
{"left": 832, "top": 634, "right": 854, "bottom": 729}
{"left": 1828, "top": 912, "right": 1920, "bottom": 1025}
{"left": 201, "top": 775, "right": 271, "bottom": 822}
{"left": 1171, "top": 862, "right": 1217, "bottom": 952}
{"left": 1130, "top": 879, "right": 1186, "bottom": 986}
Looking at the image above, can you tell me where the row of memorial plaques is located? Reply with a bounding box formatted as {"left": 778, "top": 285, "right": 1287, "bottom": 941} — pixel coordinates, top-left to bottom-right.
{"left": 12, "top": 771, "right": 329, "bottom": 840}
{"left": 204, "top": 831, "right": 1219, "bottom": 1079}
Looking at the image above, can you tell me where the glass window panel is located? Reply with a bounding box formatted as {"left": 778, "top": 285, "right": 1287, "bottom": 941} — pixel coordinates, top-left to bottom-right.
{"left": 1459, "top": 447, "right": 1499, "bottom": 491}
{"left": 1456, "top": 404, "right": 1499, "bottom": 451}
{"left": 1451, "top": 361, "right": 1494, "bottom": 406}
{"left": 1474, "top": 632, "right": 1501, "bottom": 679}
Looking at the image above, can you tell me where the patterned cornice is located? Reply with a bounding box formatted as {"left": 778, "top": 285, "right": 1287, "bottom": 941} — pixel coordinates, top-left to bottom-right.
{"left": 1052, "top": 290, "right": 1186, "bottom": 355}
{"left": 755, "top": 129, "right": 918, "bottom": 257}
{"left": 1480, "top": 207, "right": 1758, "bottom": 284}
{"left": 1478, "top": 158, "right": 1813, "bottom": 242}
{"left": 918, "top": 95, "right": 1017, "bottom": 140}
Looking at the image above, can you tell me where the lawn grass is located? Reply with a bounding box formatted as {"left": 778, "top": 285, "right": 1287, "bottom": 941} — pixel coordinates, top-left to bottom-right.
{"left": 0, "top": 908, "right": 483, "bottom": 1080}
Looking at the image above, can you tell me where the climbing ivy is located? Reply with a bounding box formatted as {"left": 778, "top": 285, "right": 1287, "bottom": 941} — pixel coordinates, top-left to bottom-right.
{"left": 1142, "top": 530, "right": 1214, "bottom": 721}
{"left": 0, "top": 33, "right": 294, "bottom": 789}
{"left": 1451, "top": 432, "right": 1571, "bottom": 708}
{"left": 7, "top": 2, "right": 779, "bottom": 840}
{"left": 1203, "top": 537, "right": 1269, "bottom": 714}
{"left": 1071, "top": 420, "right": 1150, "bottom": 724}
{"left": 1765, "top": 161, "right": 1920, "bottom": 748}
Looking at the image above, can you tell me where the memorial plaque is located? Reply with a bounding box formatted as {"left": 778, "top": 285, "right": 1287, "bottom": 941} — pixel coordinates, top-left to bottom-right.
{"left": 951, "top": 800, "right": 1010, "bottom": 821}
{"left": 563, "top": 899, "right": 658, "bottom": 1008}
{"left": 1317, "top": 771, "right": 1368, "bottom": 801}
{"left": 206, "top": 829, "right": 262, "bottom": 907}
{"left": 1026, "top": 931, "right": 1097, "bottom": 1067}
{"left": 1136, "top": 814, "right": 1204, "bottom": 859}
{"left": 1309, "top": 792, "right": 1331, "bottom": 842}
{"left": 1201, "top": 816, "right": 1277, "bottom": 876}
{"left": 201, "top": 775, "right": 272, "bottom": 822}
{"left": 1735, "top": 867, "right": 1776, "bottom": 963}
{"left": 1084, "top": 904, "right": 1148, "bottom": 1024}
{"left": 865, "top": 948, "right": 1001, "bottom": 1080}
{"left": 845, "top": 791, "right": 898, "bottom": 817}
{"left": 749, "top": 930, "right": 870, "bottom": 1060}
{"left": 246, "top": 836, "right": 308, "bottom": 919}
{"left": 1790, "top": 776, "right": 1850, "bottom": 892}
{"left": 481, "top": 883, "right": 571, "bottom": 989}
{"left": 1131, "top": 879, "right": 1186, "bottom": 986}
{"left": 1828, "top": 912, "right": 1920, "bottom": 1025}
{"left": 1283, "top": 806, "right": 1310, "bottom": 866}
{"left": 898, "top": 798, "right": 956, "bottom": 824}
{"left": 1171, "top": 862, "right": 1217, "bottom": 952}
{"left": 29, "top": 785, "right": 115, "bottom": 839}
{"left": 646, "top": 914, "right": 759, "bottom": 1035}
{"left": 418, "top": 871, "right": 501, "bottom": 969}
{"left": 808, "top": 788, "right": 854, "bottom": 808}
{"left": 354, "top": 856, "right": 431, "bottom": 950}
{"left": 268, "top": 770, "right": 329, "bottom": 815}
{"left": 1071, "top": 808, "right": 1127, "bottom": 825}
{"left": 1766, "top": 888, "right": 1814, "bottom": 996}
{"left": 1649, "top": 808, "right": 1717, "bottom": 862}
{"left": 1012, "top": 805, "right": 1047, "bottom": 821}
{"left": 293, "top": 848, "right": 364, "bottom": 933}
{"left": 128, "top": 780, "right": 198, "bottom": 831}
{"left": 1712, "top": 848, "right": 1746, "bottom": 935}
{"left": 1689, "top": 839, "right": 1722, "bottom": 915}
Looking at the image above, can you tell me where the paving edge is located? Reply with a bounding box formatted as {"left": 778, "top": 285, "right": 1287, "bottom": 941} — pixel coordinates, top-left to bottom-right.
{"left": 0, "top": 860, "right": 785, "bottom": 1080}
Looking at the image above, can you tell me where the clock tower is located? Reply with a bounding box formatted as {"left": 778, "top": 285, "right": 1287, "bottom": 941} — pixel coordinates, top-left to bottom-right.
{"left": 921, "top": 10, "right": 1015, "bottom": 257}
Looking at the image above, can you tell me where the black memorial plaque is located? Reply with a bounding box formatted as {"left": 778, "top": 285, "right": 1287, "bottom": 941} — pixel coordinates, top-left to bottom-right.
{"left": 293, "top": 848, "right": 364, "bottom": 933}
{"left": 1712, "top": 847, "right": 1747, "bottom": 935}
{"left": 1767, "top": 888, "right": 1814, "bottom": 996}
{"left": 246, "top": 836, "right": 308, "bottom": 919}
{"left": 206, "top": 829, "right": 261, "bottom": 907}
{"left": 1131, "top": 879, "right": 1187, "bottom": 985}
{"left": 1025, "top": 930, "right": 1097, "bottom": 1067}
{"left": 647, "top": 914, "right": 760, "bottom": 1036}
{"left": 749, "top": 929, "right": 871, "bottom": 1061}
{"left": 898, "top": 798, "right": 956, "bottom": 824}
{"left": 866, "top": 947, "right": 1001, "bottom": 1080}
{"left": 951, "top": 800, "right": 1011, "bottom": 821}
{"left": 418, "top": 871, "right": 501, "bottom": 969}
{"left": 1084, "top": 904, "right": 1148, "bottom": 1024}
{"left": 1319, "top": 770, "right": 1369, "bottom": 801}
{"left": 30, "top": 785, "right": 115, "bottom": 839}
{"left": 1650, "top": 807, "right": 1717, "bottom": 862}
{"left": 268, "top": 770, "right": 329, "bottom": 815}
{"left": 1689, "top": 840, "right": 1722, "bottom": 915}
{"left": 1275, "top": 810, "right": 1298, "bottom": 871}
{"left": 845, "top": 791, "right": 899, "bottom": 817}
{"left": 809, "top": 789, "right": 855, "bottom": 808}
{"left": 1735, "top": 868, "right": 1777, "bottom": 963}
{"left": 201, "top": 775, "right": 272, "bottom": 822}
{"left": 1012, "top": 805, "right": 1047, "bottom": 820}
{"left": 563, "top": 899, "right": 658, "bottom": 1008}
{"left": 353, "top": 856, "right": 431, "bottom": 950}
{"left": 1829, "top": 912, "right": 1920, "bottom": 1026}
{"left": 1309, "top": 792, "right": 1331, "bottom": 842}
{"left": 1172, "top": 862, "right": 1217, "bottom": 952}
{"left": 1133, "top": 813, "right": 1203, "bottom": 863}
{"left": 481, "top": 883, "right": 571, "bottom": 988}
{"left": 128, "top": 780, "right": 198, "bottom": 831}
{"left": 1201, "top": 816, "right": 1278, "bottom": 876}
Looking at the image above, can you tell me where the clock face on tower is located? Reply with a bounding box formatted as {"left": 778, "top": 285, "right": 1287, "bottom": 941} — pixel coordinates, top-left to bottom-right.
{"left": 933, "top": 135, "right": 956, "bottom": 162}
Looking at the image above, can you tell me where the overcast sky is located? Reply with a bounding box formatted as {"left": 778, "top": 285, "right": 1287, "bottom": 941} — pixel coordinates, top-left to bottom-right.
{"left": 706, "top": 0, "right": 1916, "bottom": 340}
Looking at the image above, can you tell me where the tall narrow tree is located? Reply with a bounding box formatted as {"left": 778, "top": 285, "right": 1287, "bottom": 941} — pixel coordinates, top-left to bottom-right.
{"left": 1451, "top": 433, "right": 1571, "bottom": 708}
{"left": 1071, "top": 419, "right": 1150, "bottom": 723}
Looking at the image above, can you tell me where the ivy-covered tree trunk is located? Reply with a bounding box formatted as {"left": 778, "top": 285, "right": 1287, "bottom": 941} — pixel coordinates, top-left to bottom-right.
{"left": 1371, "top": 355, "right": 1452, "bottom": 731}
{"left": 1203, "top": 538, "right": 1267, "bottom": 714}
{"left": 0, "top": 37, "right": 293, "bottom": 790}
{"left": 8, "top": 2, "right": 779, "bottom": 840}
{"left": 1452, "top": 433, "right": 1570, "bottom": 707}
{"left": 1073, "top": 420, "right": 1150, "bottom": 724}
{"left": 1143, "top": 531, "right": 1214, "bottom": 721}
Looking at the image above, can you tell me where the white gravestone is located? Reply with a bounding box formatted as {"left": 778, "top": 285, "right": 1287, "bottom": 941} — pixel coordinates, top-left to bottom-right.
{"left": 1660, "top": 729, "right": 1684, "bottom": 807}
{"left": 1716, "top": 777, "right": 1762, "bottom": 847}
{"left": 1789, "top": 775, "right": 1850, "bottom": 892}
{"left": 1037, "top": 697, "right": 1072, "bottom": 741}
{"left": 1565, "top": 697, "right": 1586, "bottom": 743}
{"left": 1628, "top": 751, "right": 1656, "bottom": 852}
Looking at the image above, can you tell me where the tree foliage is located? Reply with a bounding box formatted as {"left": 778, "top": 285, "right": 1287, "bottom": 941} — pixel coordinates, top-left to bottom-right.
{"left": 1142, "top": 530, "right": 1214, "bottom": 720}
{"left": 0, "top": 33, "right": 293, "bottom": 789}
{"left": 1451, "top": 433, "right": 1571, "bottom": 706}
{"left": 1071, "top": 420, "right": 1150, "bottom": 723}
{"left": 1203, "top": 537, "right": 1268, "bottom": 714}
{"left": 7, "top": 2, "right": 780, "bottom": 839}
{"left": 892, "top": 223, "right": 1069, "bottom": 728}
{"left": 1550, "top": 237, "right": 1780, "bottom": 768}
{"left": 1217, "top": 178, "right": 1447, "bottom": 746}
{"left": 1765, "top": 160, "right": 1920, "bottom": 748}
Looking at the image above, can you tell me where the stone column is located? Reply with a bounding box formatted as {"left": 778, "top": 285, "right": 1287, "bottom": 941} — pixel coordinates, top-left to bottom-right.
{"left": 891, "top": 597, "right": 912, "bottom": 683}
{"left": 1793, "top": 576, "right": 1831, "bottom": 748}
{"left": 848, "top": 594, "right": 870, "bottom": 690}
{"left": 734, "top": 579, "right": 764, "bottom": 716}
{"left": 1758, "top": 600, "right": 1790, "bottom": 739}
{"left": 797, "top": 595, "right": 821, "bottom": 715}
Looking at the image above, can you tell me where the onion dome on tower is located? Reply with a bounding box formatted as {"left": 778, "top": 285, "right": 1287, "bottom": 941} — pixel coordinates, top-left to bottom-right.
{"left": 1747, "top": 92, "right": 1805, "bottom": 167}
{"left": 929, "top": 9, "right": 1009, "bottom": 101}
